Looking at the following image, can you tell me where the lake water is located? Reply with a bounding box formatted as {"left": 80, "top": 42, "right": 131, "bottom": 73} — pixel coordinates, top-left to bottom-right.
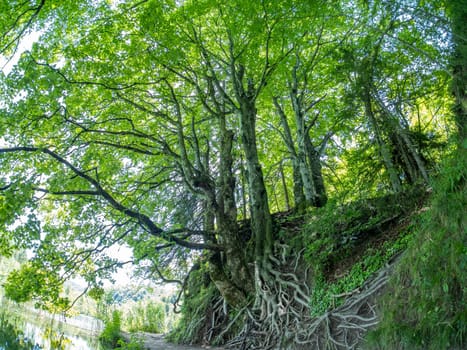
{"left": 0, "top": 311, "right": 103, "bottom": 350}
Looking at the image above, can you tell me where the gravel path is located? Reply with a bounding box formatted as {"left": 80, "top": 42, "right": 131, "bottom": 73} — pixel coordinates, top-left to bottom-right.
{"left": 123, "top": 332, "right": 225, "bottom": 350}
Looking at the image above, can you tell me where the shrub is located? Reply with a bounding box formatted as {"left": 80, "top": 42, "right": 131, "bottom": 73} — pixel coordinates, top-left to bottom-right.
{"left": 99, "top": 310, "right": 124, "bottom": 348}
{"left": 124, "top": 300, "right": 166, "bottom": 333}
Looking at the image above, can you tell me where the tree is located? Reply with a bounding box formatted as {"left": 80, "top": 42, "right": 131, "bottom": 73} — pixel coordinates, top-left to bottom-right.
{"left": 0, "top": 0, "right": 458, "bottom": 348}
{"left": 337, "top": 0, "right": 449, "bottom": 193}
{"left": 0, "top": 0, "right": 302, "bottom": 306}
{"left": 272, "top": 44, "right": 332, "bottom": 209}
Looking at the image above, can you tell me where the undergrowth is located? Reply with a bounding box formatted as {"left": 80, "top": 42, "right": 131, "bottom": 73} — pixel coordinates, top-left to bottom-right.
{"left": 99, "top": 310, "right": 124, "bottom": 348}
{"left": 99, "top": 310, "right": 144, "bottom": 350}
{"left": 167, "top": 265, "right": 222, "bottom": 344}
{"left": 302, "top": 187, "right": 424, "bottom": 316}
{"left": 125, "top": 300, "right": 165, "bottom": 333}
{"left": 309, "top": 233, "right": 413, "bottom": 316}
{"left": 302, "top": 187, "right": 425, "bottom": 272}
{"left": 0, "top": 313, "right": 35, "bottom": 349}
{"left": 365, "top": 149, "right": 466, "bottom": 349}
{"left": 166, "top": 175, "right": 463, "bottom": 349}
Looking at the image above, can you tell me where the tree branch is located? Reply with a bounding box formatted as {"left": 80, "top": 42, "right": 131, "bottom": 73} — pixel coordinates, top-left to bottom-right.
{"left": 34, "top": 188, "right": 100, "bottom": 196}
{"left": 1, "top": 145, "right": 225, "bottom": 252}
{"left": 0, "top": 146, "right": 163, "bottom": 233}
{"left": 0, "top": 0, "right": 45, "bottom": 58}
{"left": 31, "top": 57, "right": 164, "bottom": 90}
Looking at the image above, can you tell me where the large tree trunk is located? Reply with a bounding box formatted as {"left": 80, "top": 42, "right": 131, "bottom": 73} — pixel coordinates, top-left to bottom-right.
{"left": 239, "top": 99, "right": 273, "bottom": 272}
{"left": 216, "top": 113, "right": 253, "bottom": 297}
{"left": 232, "top": 66, "right": 273, "bottom": 282}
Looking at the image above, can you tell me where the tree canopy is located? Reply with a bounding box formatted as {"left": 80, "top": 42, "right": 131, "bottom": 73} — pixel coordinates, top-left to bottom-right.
{"left": 0, "top": 0, "right": 463, "bottom": 347}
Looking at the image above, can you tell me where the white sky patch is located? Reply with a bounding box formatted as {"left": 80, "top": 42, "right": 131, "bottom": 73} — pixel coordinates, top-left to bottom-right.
{"left": 0, "top": 137, "right": 10, "bottom": 147}
{"left": 105, "top": 244, "right": 136, "bottom": 286}
{"left": 0, "top": 31, "right": 42, "bottom": 75}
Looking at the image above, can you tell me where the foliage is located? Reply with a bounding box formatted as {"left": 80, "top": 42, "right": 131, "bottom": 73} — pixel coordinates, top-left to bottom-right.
{"left": 124, "top": 300, "right": 166, "bottom": 333}
{"left": 3, "top": 262, "right": 70, "bottom": 312}
{"left": 302, "top": 187, "right": 425, "bottom": 317}
{"left": 309, "top": 233, "right": 413, "bottom": 316}
{"left": 99, "top": 306, "right": 146, "bottom": 349}
{"left": 0, "top": 313, "right": 36, "bottom": 350}
{"left": 303, "top": 188, "right": 424, "bottom": 274}
{"left": 116, "top": 335, "right": 144, "bottom": 350}
{"left": 365, "top": 150, "right": 466, "bottom": 349}
{"left": 0, "top": 0, "right": 463, "bottom": 348}
{"left": 95, "top": 286, "right": 170, "bottom": 334}
{"left": 167, "top": 265, "right": 221, "bottom": 344}
{"left": 0, "top": 0, "right": 452, "bottom": 305}
{"left": 99, "top": 310, "right": 124, "bottom": 349}
{"left": 100, "top": 288, "right": 148, "bottom": 306}
{"left": 43, "top": 327, "right": 72, "bottom": 350}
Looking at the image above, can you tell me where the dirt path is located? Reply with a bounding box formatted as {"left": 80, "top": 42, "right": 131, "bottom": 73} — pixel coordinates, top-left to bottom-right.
{"left": 123, "top": 332, "right": 225, "bottom": 350}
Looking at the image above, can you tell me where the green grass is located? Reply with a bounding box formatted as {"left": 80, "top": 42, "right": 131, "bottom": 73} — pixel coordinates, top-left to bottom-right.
{"left": 365, "top": 150, "right": 466, "bottom": 349}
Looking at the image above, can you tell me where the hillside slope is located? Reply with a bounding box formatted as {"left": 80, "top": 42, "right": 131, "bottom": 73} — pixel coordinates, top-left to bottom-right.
{"left": 168, "top": 186, "right": 436, "bottom": 349}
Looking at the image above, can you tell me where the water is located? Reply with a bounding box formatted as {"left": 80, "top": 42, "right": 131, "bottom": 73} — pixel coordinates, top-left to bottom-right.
{"left": 0, "top": 312, "right": 103, "bottom": 350}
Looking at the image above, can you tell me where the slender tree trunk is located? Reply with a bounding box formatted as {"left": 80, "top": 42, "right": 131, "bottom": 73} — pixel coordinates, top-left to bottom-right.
{"left": 289, "top": 66, "right": 328, "bottom": 207}
{"left": 398, "top": 129, "right": 429, "bottom": 183}
{"left": 304, "top": 132, "right": 327, "bottom": 207}
{"left": 279, "top": 161, "right": 291, "bottom": 211}
{"left": 390, "top": 132, "right": 418, "bottom": 183}
{"left": 239, "top": 155, "right": 248, "bottom": 219}
{"left": 293, "top": 102, "right": 317, "bottom": 205}
{"left": 273, "top": 97, "right": 306, "bottom": 210}
{"left": 362, "top": 85, "right": 402, "bottom": 192}
{"left": 377, "top": 99, "right": 429, "bottom": 184}
{"left": 292, "top": 159, "right": 307, "bottom": 211}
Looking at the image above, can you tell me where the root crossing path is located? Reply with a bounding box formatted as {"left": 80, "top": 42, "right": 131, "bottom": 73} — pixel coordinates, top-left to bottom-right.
{"left": 123, "top": 332, "right": 225, "bottom": 350}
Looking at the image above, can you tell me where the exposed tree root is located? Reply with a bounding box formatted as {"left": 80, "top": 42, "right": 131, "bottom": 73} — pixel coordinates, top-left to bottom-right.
{"left": 221, "top": 245, "right": 402, "bottom": 350}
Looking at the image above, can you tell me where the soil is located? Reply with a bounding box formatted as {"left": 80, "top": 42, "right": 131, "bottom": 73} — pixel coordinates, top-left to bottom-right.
{"left": 327, "top": 216, "right": 411, "bottom": 283}
{"left": 122, "top": 332, "right": 225, "bottom": 350}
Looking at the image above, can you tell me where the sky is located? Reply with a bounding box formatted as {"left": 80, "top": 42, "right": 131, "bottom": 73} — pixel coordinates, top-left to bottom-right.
{"left": 0, "top": 31, "right": 42, "bottom": 75}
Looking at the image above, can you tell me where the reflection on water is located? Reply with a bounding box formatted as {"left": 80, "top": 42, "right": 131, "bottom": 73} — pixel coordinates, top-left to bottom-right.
{"left": 0, "top": 311, "right": 103, "bottom": 350}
